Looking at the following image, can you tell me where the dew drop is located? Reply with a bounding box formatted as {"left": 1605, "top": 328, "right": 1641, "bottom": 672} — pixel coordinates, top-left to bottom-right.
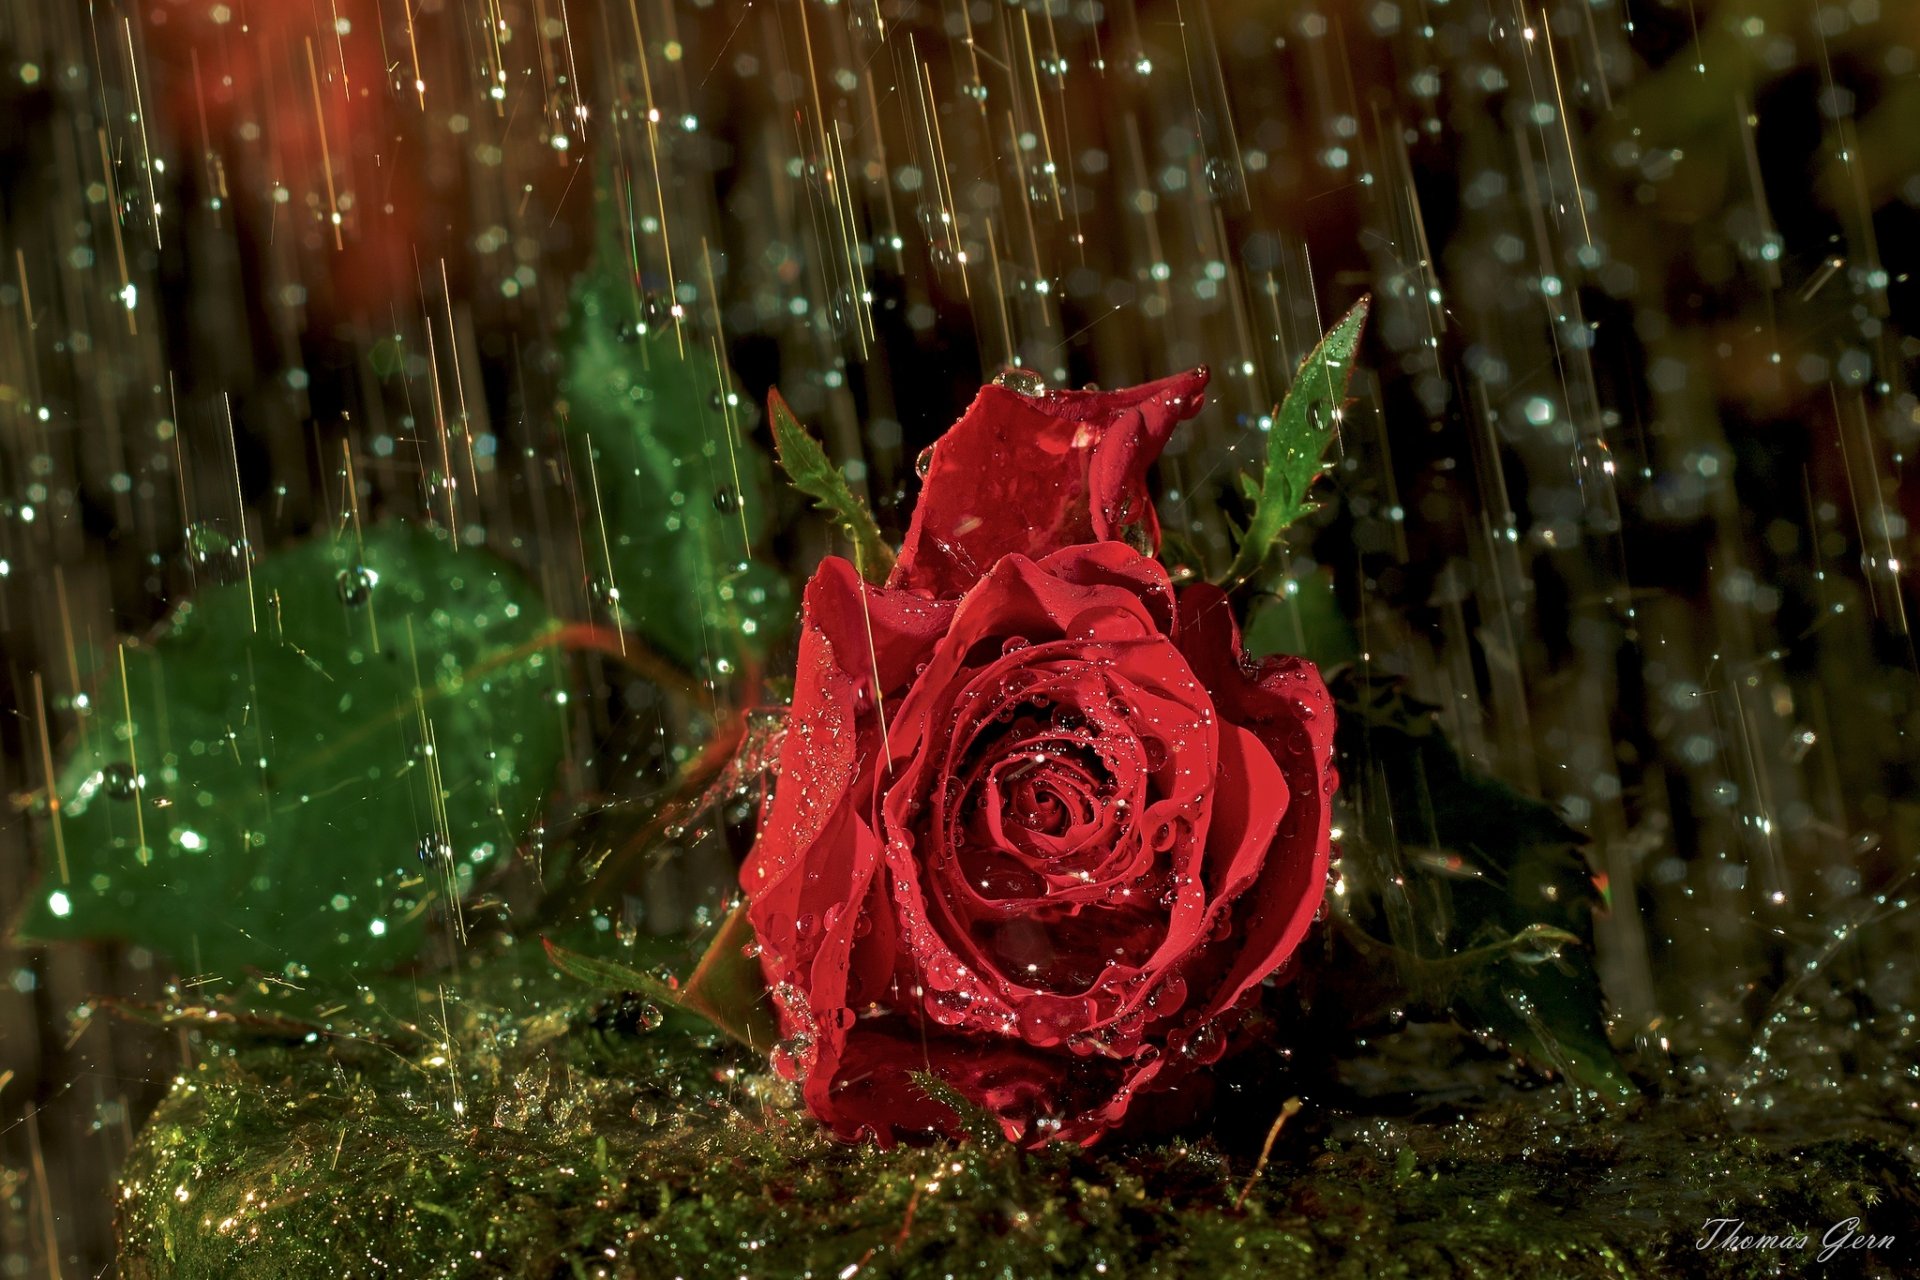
{"left": 991, "top": 366, "right": 1048, "bottom": 396}
{"left": 1180, "top": 1020, "right": 1225, "bottom": 1062}
{"left": 103, "top": 761, "right": 139, "bottom": 801}
{"left": 337, "top": 563, "right": 377, "bottom": 607}
{"left": 628, "top": 999, "right": 665, "bottom": 1033}
{"left": 184, "top": 521, "right": 231, "bottom": 563}
{"left": 1205, "top": 156, "right": 1241, "bottom": 198}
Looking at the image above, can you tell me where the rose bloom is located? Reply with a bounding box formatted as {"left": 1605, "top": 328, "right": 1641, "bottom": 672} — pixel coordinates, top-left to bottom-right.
{"left": 741, "top": 369, "right": 1336, "bottom": 1146}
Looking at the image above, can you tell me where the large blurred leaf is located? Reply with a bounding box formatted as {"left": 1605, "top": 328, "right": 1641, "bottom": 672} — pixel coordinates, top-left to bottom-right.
{"left": 15, "top": 524, "right": 567, "bottom": 977}
{"left": 558, "top": 182, "right": 788, "bottom": 675}
{"left": 1218, "top": 298, "right": 1369, "bottom": 587}
{"left": 1329, "top": 671, "right": 1634, "bottom": 1101}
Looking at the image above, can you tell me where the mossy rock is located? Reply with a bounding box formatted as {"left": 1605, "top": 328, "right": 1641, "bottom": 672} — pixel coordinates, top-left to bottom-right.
{"left": 115, "top": 940, "right": 1917, "bottom": 1280}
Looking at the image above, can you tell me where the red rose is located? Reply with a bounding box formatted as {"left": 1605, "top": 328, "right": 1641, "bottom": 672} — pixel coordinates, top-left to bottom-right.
{"left": 741, "top": 370, "right": 1337, "bottom": 1146}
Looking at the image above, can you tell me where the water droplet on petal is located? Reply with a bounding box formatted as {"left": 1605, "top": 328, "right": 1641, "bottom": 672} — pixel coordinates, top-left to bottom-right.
{"left": 1180, "top": 1020, "right": 1225, "bottom": 1063}
{"left": 991, "top": 366, "right": 1048, "bottom": 396}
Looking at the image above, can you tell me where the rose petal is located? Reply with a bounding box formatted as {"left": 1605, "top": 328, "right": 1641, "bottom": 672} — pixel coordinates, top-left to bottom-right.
{"left": 801, "top": 555, "right": 959, "bottom": 697}
{"left": 1033, "top": 541, "right": 1179, "bottom": 635}
{"left": 740, "top": 606, "right": 861, "bottom": 967}
{"left": 743, "top": 559, "right": 954, "bottom": 1112}
{"left": 1200, "top": 721, "right": 1291, "bottom": 909}
{"left": 890, "top": 369, "right": 1210, "bottom": 597}
{"left": 1173, "top": 584, "right": 1336, "bottom": 1018}
{"left": 790, "top": 807, "right": 886, "bottom": 1121}
{"left": 742, "top": 559, "right": 951, "bottom": 933}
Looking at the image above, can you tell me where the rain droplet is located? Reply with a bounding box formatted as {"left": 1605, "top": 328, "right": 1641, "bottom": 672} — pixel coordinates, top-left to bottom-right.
{"left": 1572, "top": 436, "right": 1622, "bottom": 533}
{"left": 184, "top": 521, "right": 231, "bottom": 563}
{"left": 1205, "top": 156, "right": 1241, "bottom": 198}
{"left": 103, "top": 761, "right": 139, "bottom": 801}
{"left": 337, "top": 563, "right": 377, "bottom": 607}
{"left": 1180, "top": 1020, "right": 1224, "bottom": 1062}
{"left": 991, "top": 366, "right": 1048, "bottom": 396}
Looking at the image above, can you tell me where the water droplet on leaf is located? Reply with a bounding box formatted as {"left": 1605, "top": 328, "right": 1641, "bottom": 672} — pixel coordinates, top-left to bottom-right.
{"left": 337, "top": 563, "right": 377, "bottom": 607}
{"left": 103, "top": 761, "right": 139, "bottom": 801}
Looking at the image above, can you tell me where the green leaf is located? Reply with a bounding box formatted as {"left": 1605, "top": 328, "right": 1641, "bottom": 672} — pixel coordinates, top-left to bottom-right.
{"left": 558, "top": 180, "right": 790, "bottom": 674}
{"left": 767, "top": 388, "right": 894, "bottom": 585}
{"left": 544, "top": 903, "right": 777, "bottom": 1051}
{"left": 15, "top": 523, "right": 567, "bottom": 978}
{"left": 1336, "top": 921, "right": 1586, "bottom": 1005}
{"left": 1329, "top": 671, "right": 1635, "bottom": 1101}
{"left": 542, "top": 939, "right": 686, "bottom": 1008}
{"left": 1218, "top": 297, "right": 1370, "bottom": 586}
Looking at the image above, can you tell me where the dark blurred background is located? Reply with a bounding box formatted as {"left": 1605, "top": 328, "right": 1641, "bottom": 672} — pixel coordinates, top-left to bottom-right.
{"left": 3, "top": 0, "right": 1918, "bottom": 1271}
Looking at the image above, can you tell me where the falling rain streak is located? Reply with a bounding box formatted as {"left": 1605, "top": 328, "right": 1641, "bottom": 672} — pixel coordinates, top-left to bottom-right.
{"left": 0, "top": 0, "right": 1917, "bottom": 1272}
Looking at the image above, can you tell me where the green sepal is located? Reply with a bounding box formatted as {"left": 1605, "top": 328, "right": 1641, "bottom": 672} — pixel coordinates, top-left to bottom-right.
{"left": 768, "top": 388, "right": 895, "bottom": 585}
{"left": 1217, "top": 297, "right": 1370, "bottom": 586}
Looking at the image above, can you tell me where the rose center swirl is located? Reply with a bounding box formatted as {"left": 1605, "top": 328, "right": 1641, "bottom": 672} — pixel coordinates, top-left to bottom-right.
{"left": 913, "top": 649, "right": 1212, "bottom": 1000}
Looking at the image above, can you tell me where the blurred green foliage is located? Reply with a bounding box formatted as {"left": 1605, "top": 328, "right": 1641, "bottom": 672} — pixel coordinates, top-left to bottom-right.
{"left": 557, "top": 182, "right": 790, "bottom": 675}
{"left": 15, "top": 524, "right": 566, "bottom": 976}
{"left": 1329, "top": 673, "right": 1633, "bottom": 1102}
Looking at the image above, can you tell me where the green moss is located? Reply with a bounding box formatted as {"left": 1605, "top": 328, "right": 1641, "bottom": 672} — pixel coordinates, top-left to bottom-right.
{"left": 116, "top": 940, "right": 1916, "bottom": 1280}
